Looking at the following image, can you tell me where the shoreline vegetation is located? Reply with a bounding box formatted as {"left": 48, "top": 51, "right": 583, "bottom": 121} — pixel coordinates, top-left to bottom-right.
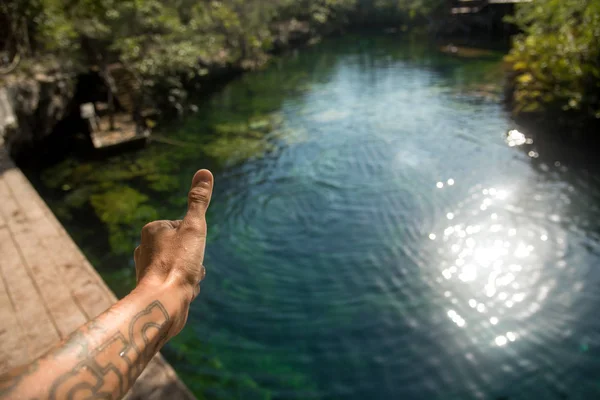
{"left": 504, "top": 0, "right": 600, "bottom": 136}
{"left": 1, "top": 0, "right": 598, "bottom": 156}
{"left": 0, "top": 1, "right": 445, "bottom": 118}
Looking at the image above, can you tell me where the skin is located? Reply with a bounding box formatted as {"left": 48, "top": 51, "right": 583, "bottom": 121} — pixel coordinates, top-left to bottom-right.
{"left": 0, "top": 169, "right": 214, "bottom": 400}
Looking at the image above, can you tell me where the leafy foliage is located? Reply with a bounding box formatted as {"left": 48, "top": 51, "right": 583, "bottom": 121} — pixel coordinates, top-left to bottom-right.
{"left": 506, "top": 0, "right": 600, "bottom": 120}
{"left": 9, "top": 0, "right": 598, "bottom": 124}
{"left": 4, "top": 0, "right": 443, "bottom": 74}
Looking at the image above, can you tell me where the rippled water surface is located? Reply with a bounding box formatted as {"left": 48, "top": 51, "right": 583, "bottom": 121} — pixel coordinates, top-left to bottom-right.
{"left": 29, "top": 35, "right": 600, "bottom": 399}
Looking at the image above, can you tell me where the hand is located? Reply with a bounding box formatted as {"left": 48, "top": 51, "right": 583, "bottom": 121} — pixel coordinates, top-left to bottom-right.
{"left": 133, "top": 169, "right": 214, "bottom": 337}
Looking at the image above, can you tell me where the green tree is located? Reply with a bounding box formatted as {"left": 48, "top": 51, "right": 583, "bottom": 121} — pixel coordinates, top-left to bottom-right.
{"left": 506, "top": 0, "right": 600, "bottom": 120}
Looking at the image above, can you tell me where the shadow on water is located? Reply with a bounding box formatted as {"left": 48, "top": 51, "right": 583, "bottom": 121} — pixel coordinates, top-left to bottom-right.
{"left": 509, "top": 125, "right": 600, "bottom": 241}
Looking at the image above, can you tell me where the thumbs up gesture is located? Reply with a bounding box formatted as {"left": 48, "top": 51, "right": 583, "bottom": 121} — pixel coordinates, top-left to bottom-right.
{"left": 133, "top": 169, "right": 214, "bottom": 338}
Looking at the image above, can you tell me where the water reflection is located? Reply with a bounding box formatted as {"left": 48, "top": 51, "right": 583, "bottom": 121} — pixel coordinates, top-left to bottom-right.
{"left": 429, "top": 174, "right": 569, "bottom": 348}
{"left": 506, "top": 129, "right": 532, "bottom": 147}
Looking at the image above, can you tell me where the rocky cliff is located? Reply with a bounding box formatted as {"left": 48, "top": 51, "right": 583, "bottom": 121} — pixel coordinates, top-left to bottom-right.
{"left": 0, "top": 73, "right": 76, "bottom": 157}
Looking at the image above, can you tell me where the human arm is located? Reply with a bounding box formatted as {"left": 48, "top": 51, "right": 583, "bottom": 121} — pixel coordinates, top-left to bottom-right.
{"left": 0, "top": 169, "right": 214, "bottom": 400}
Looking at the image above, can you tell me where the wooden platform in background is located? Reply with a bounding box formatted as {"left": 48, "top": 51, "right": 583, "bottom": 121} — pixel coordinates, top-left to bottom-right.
{"left": 0, "top": 146, "right": 194, "bottom": 399}
{"left": 90, "top": 113, "right": 150, "bottom": 149}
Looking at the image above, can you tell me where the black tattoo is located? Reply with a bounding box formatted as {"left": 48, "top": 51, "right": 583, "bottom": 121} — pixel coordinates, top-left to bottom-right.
{"left": 0, "top": 300, "right": 169, "bottom": 400}
{"left": 0, "top": 306, "right": 126, "bottom": 398}
{"left": 47, "top": 300, "right": 170, "bottom": 399}
{"left": 0, "top": 301, "right": 170, "bottom": 399}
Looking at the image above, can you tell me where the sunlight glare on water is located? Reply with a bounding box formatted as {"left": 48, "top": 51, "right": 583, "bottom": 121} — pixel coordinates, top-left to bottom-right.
{"left": 428, "top": 179, "right": 566, "bottom": 349}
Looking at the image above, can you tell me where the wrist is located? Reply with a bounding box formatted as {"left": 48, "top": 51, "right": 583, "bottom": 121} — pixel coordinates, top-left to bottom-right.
{"left": 133, "top": 277, "right": 194, "bottom": 338}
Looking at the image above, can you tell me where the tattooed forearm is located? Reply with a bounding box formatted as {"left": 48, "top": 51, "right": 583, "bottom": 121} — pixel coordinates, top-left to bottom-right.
{"left": 47, "top": 300, "right": 170, "bottom": 399}
{"left": 0, "top": 300, "right": 171, "bottom": 400}
{"left": 1, "top": 170, "right": 211, "bottom": 400}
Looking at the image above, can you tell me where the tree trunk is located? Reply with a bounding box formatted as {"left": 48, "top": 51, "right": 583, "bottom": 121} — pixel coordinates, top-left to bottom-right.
{"left": 102, "top": 62, "right": 116, "bottom": 131}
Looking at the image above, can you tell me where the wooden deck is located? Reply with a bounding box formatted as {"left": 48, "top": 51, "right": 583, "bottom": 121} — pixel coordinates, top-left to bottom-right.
{"left": 0, "top": 146, "right": 194, "bottom": 399}
{"left": 90, "top": 113, "right": 150, "bottom": 149}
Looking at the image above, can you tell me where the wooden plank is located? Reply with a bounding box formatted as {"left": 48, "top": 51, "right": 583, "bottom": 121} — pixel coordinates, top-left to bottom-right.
{"left": 0, "top": 239, "right": 30, "bottom": 373}
{"left": 4, "top": 166, "right": 115, "bottom": 318}
{"left": 41, "top": 203, "right": 70, "bottom": 237}
{"left": 43, "top": 235, "right": 114, "bottom": 320}
{"left": 11, "top": 230, "right": 88, "bottom": 338}
{"left": 0, "top": 170, "right": 88, "bottom": 339}
{"left": 81, "top": 258, "right": 120, "bottom": 304}
{"left": 0, "top": 174, "right": 28, "bottom": 236}
{"left": 126, "top": 355, "right": 195, "bottom": 400}
{"left": 2, "top": 169, "right": 45, "bottom": 222}
{"left": 0, "top": 227, "right": 59, "bottom": 362}
{"left": 41, "top": 206, "right": 117, "bottom": 314}
{"left": 0, "top": 147, "right": 195, "bottom": 398}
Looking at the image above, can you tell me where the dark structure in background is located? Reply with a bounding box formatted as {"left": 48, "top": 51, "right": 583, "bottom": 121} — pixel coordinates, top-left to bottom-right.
{"left": 445, "top": 0, "right": 528, "bottom": 36}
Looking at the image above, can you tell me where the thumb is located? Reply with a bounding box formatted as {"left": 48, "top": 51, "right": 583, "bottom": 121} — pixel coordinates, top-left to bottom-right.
{"left": 184, "top": 169, "right": 214, "bottom": 228}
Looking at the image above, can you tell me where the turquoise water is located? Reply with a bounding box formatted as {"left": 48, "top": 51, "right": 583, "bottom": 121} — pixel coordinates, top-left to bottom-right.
{"left": 29, "top": 35, "right": 600, "bottom": 399}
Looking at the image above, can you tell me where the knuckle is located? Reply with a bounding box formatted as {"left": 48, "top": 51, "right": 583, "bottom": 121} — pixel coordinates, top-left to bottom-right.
{"left": 188, "top": 187, "right": 210, "bottom": 206}
{"left": 173, "top": 268, "right": 195, "bottom": 287}
{"left": 142, "top": 222, "right": 155, "bottom": 233}
{"left": 192, "top": 285, "right": 201, "bottom": 301}
{"left": 142, "top": 221, "right": 172, "bottom": 238}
